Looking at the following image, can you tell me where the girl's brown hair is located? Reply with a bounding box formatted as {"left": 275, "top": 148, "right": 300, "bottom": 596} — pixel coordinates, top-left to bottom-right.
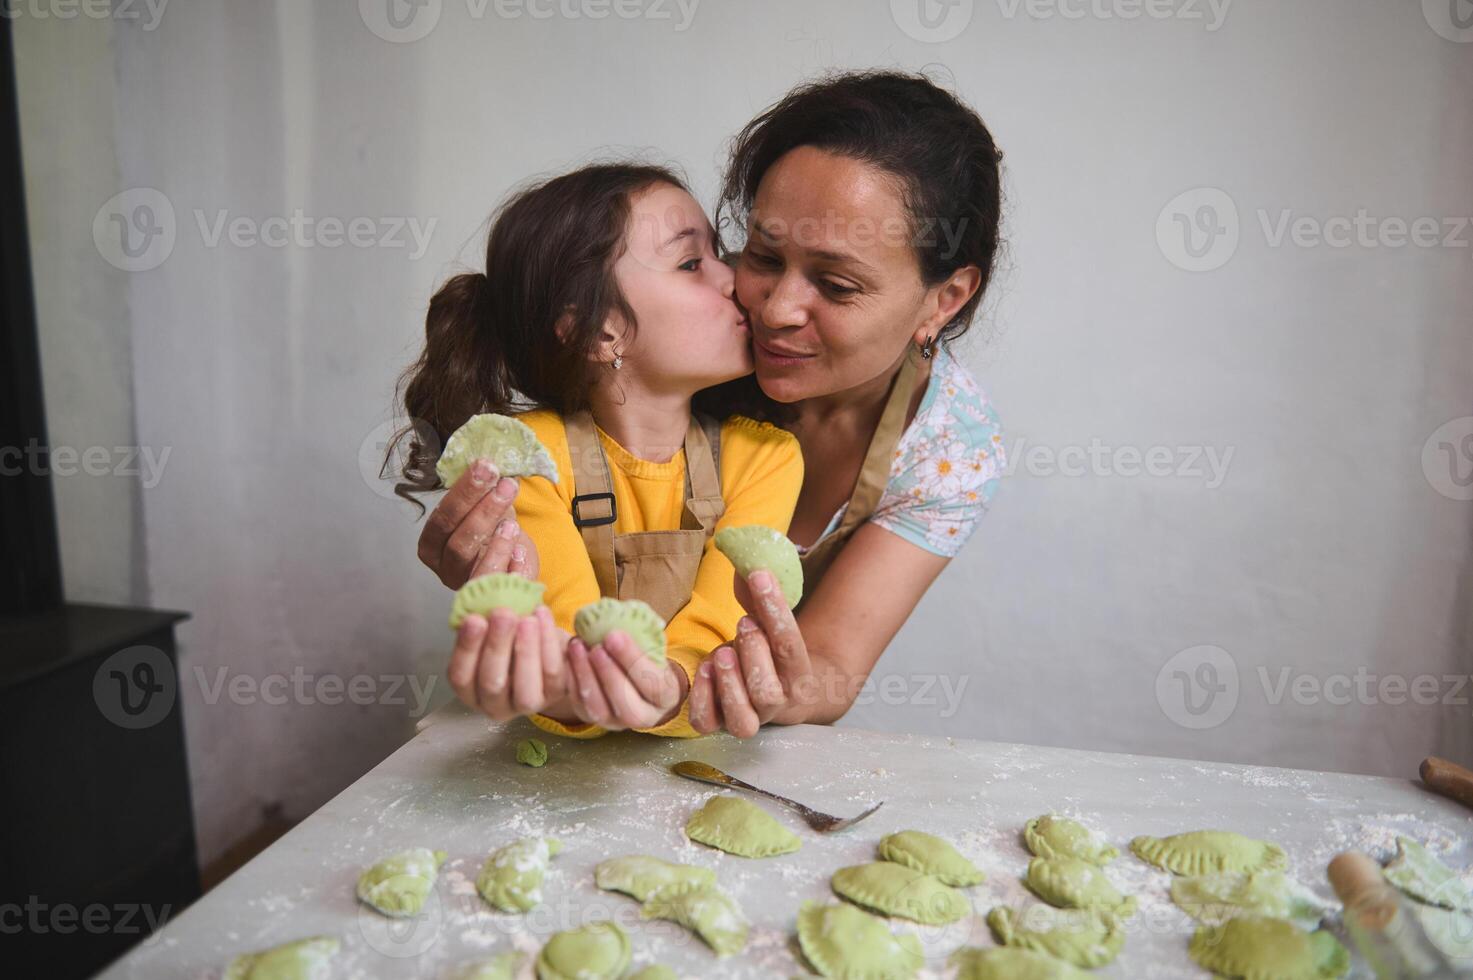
{"left": 384, "top": 162, "right": 687, "bottom": 513}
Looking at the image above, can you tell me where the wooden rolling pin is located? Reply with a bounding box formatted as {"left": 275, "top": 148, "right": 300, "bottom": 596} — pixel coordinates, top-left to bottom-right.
{"left": 1421, "top": 757, "right": 1473, "bottom": 812}
{"left": 1329, "top": 852, "right": 1469, "bottom": 978}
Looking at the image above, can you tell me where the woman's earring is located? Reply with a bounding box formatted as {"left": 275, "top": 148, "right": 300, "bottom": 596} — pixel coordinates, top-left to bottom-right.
{"left": 919, "top": 335, "right": 934, "bottom": 360}
{"left": 612, "top": 355, "right": 623, "bottom": 370}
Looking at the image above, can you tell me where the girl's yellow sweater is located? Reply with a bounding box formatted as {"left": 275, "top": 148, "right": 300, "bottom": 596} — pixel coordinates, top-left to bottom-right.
{"left": 514, "top": 410, "right": 803, "bottom": 739}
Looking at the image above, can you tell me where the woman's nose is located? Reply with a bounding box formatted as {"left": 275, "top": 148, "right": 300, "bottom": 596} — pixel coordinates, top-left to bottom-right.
{"left": 759, "top": 271, "right": 810, "bottom": 329}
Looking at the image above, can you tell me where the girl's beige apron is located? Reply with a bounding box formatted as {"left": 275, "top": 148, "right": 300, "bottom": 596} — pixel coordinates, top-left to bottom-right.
{"left": 796, "top": 348, "right": 924, "bottom": 602}
{"left": 563, "top": 411, "right": 725, "bottom": 622}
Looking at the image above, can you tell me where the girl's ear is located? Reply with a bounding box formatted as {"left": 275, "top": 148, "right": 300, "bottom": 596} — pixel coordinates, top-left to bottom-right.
{"left": 557, "top": 309, "right": 626, "bottom": 366}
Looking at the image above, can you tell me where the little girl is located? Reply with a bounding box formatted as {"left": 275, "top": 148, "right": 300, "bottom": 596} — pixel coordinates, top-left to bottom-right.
{"left": 391, "top": 163, "right": 802, "bottom": 738}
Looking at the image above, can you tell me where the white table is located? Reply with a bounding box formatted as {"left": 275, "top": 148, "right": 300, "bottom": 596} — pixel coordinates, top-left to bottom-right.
{"left": 98, "top": 703, "right": 1473, "bottom": 978}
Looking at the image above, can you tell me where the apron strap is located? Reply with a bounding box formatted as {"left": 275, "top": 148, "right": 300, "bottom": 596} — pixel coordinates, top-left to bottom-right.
{"left": 564, "top": 410, "right": 619, "bottom": 599}
{"left": 681, "top": 413, "right": 725, "bottom": 534}
{"left": 833, "top": 348, "right": 923, "bottom": 538}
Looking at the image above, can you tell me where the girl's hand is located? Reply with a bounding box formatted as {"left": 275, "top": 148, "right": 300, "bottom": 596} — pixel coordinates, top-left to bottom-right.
{"left": 448, "top": 605, "right": 569, "bottom": 721}
{"left": 689, "top": 570, "right": 815, "bottom": 738}
{"left": 564, "top": 631, "right": 686, "bottom": 731}
{"left": 418, "top": 459, "right": 541, "bottom": 588}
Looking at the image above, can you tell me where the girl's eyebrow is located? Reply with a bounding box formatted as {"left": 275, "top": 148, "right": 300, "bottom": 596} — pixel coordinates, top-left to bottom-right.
{"left": 660, "top": 226, "right": 700, "bottom": 250}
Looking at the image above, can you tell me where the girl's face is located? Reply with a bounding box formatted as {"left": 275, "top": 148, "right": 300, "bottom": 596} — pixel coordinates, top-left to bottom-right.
{"left": 734, "top": 146, "right": 960, "bottom": 404}
{"left": 608, "top": 183, "right": 751, "bottom": 395}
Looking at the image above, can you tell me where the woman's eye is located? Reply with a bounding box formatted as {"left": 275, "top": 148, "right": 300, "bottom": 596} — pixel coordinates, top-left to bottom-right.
{"left": 679, "top": 258, "right": 702, "bottom": 272}
{"left": 745, "top": 250, "right": 780, "bottom": 269}
{"left": 822, "top": 280, "right": 859, "bottom": 297}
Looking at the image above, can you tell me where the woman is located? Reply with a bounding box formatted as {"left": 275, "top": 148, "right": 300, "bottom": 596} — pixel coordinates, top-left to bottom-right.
{"left": 415, "top": 70, "right": 1007, "bottom": 736}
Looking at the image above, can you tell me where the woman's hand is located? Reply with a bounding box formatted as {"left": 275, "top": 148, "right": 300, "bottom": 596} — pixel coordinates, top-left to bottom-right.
{"left": 418, "top": 459, "right": 540, "bottom": 588}
{"left": 563, "top": 631, "right": 686, "bottom": 731}
{"left": 688, "top": 569, "right": 817, "bottom": 737}
{"left": 447, "top": 605, "right": 569, "bottom": 722}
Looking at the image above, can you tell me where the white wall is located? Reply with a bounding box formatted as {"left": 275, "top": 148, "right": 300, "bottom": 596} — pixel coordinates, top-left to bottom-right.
{"left": 15, "top": 0, "right": 1472, "bottom": 866}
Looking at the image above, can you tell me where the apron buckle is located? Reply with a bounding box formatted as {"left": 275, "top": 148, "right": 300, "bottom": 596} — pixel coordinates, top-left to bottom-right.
{"left": 571, "top": 491, "right": 617, "bottom": 528}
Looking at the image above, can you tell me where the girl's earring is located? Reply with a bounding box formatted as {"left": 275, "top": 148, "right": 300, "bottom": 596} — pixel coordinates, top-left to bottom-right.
{"left": 612, "top": 355, "right": 623, "bottom": 370}
{"left": 919, "top": 335, "right": 934, "bottom": 360}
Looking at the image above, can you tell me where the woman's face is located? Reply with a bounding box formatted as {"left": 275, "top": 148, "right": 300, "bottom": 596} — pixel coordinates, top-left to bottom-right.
{"left": 609, "top": 183, "right": 752, "bottom": 395}
{"left": 734, "top": 146, "right": 944, "bottom": 404}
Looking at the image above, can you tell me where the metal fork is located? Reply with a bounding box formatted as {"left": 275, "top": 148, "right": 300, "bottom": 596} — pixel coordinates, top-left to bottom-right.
{"left": 669, "top": 760, "right": 883, "bottom": 833}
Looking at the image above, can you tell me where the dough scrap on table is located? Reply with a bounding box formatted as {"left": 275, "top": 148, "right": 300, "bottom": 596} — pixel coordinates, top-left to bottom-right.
{"left": 877, "top": 829, "right": 985, "bottom": 886}
{"left": 515, "top": 738, "right": 548, "bottom": 768}
{"left": 986, "top": 905, "right": 1125, "bottom": 969}
{"left": 534, "top": 920, "right": 630, "bottom": 980}
{"left": 573, "top": 597, "right": 668, "bottom": 666}
{"left": 626, "top": 966, "right": 678, "bottom": 980}
{"left": 476, "top": 836, "right": 561, "bottom": 913}
{"left": 1188, "top": 914, "right": 1349, "bottom": 980}
{"left": 1023, "top": 814, "right": 1118, "bottom": 866}
{"left": 222, "top": 935, "right": 339, "bottom": 980}
{"left": 684, "top": 794, "right": 801, "bottom": 858}
{"left": 595, "top": 854, "right": 716, "bottom": 902}
{"left": 831, "top": 861, "right": 970, "bottom": 925}
{"left": 356, "top": 846, "right": 446, "bottom": 918}
{"left": 436, "top": 412, "right": 558, "bottom": 488}
{"left": 1170, "top": 869, "right": 1330, "bottom": 929}
{"left": 1025, "top": 855, "right": 1136, "bottom": 915}
{"left": 950, "top": 945, "right": 1094, "bottom": 980}
{"left": 713, "top": 524, "right": 804, "bottom": 608}
{"left": 1131, "top": 829, "right": 1287, "bottom": 876}
{"left": 640, "top": 880, "right": 750, "bottom": 957}
{"left": 449, "top": 573, "right": 546, "bottom": 629}
{"left": 1383, "top": 835, "right": 1473, "bottom": 912}
{"left": 795, "top": 900, "right": 924, "bottom": 980}
{"left": 444, "top": 951, "right": 523, "bottom": 980}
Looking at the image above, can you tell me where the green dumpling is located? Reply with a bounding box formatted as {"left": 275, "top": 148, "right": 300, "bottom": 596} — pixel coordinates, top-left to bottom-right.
{"left": 986, "top": 906, "right": 1125, "bottom": 969}
{"left": 1026, "top": 856, "right": 1136, "bottom": 914}
{"left": 714, "top": 524, "right": 803, "bottom": 608}
{"left": 1131, "top": 830, "right": 1287, "bottom": 876}
{"left": 535, "top": 920, "right": 630, "bottom": 980}
{"left": 1024, "top": 815, "right": 1117, "bottom": 866}
{"left": 595, "top": 854, "right": 716, "bottom": 902}
{"left": 573, "top": 597, "right": 667, "bottom": 666}
{"left": 951, "top": 946, "right": 1093, "bottom": 980}
{"left": 477, "top": 836, "right": 561, "bottom": 913}
{"left": 640, "top": 881, "right": 749, "bottom": 957}
{"left": 1188, "top": 914, "right": 1349, "bottom": 979}
{"left": 449, "top": 572, "right": 546, "bottom": 629}
{"left": 684, "top": 795, "right": 801, "bottom": 858}
{"left": 878, "top": 829, "right": 985, "bottom": 886}
{"left": 356, "top": 847, "right": 446, "bottom": 918}
{"left": 796, "top": 901, "right": 924, "bottom": 979}
{"left": 1171, "top": 870, "right": 1330, "bottom": 929}
{"left": 627, "top": 967, "right": 678, "bottom": 980}
{"left": 831, "top": 861, "right": 970, "bottom": 925}
{"left": 436, "top": 412, "right": 558, "bottom": 488}
{"left": 223, "top": 936, "right": 339, "bottom": 980}
{"left": 1384, "top": 836, "right": 1473, "bottom": 911}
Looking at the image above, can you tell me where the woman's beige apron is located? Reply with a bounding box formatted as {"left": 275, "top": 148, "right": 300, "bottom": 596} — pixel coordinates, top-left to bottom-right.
{"left": 564, "top": 411, "right": 725, "bottom": 622}
{"left": 796, "top": 348, "right": 924, "bottom": 601}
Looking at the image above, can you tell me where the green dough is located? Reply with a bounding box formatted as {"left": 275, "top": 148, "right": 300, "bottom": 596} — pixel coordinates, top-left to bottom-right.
{"left": 477, "top": 836, "right": 561, "bottom": 913}
{"left": 795, "top": 901, "right": 924, "bottom": 979}
{"left": 437, "top": 412, "right": 558, "bottom": 488}
{"left": 831, "top": 861, "right": 970, "bottom": 925}
{"left": 449, "top": 573, "right": 546, "bottom": 629}
{"left": 986, "top": 906, "right": 1125, "bottom": 968}
{"left": 595, "top": 854, "right": 715, "bottom": 902}
{"left": 1024, "top": 815, "right": 1118, "bottom": 866}
{"left": 1131, "top": 830, "right": 1287, "bottom": 876}
{"left": 1171, "top": 870, "right": 1329, "bottom": 929}
{"left": 641, "top": 881, "right": 749, "bottom": 957}
{"left": 223, "top": 936, "right": 339, "bottom": 980}
{"left": 535, "top": 920, "right": 630, "bottom": 980}
{"left": 1383, "top": 836, "right": 1473, "bottom": 911}
{"left": 951, "top": 946, "right": 1093, "bottom": 980}
{"left": 713, "top": 524, "right": 804, "bottom": 608}
{"left": 877, "top": 829, "right": 985, "bottom": 886}
{"left": 627, "top": 968, "right": 678, "bottom": 980}
{"left": 516, "top": 738, "right": 548, "bottom": 767}
{"left": 356, "top": 847, "right": 446, "bottom": 918}
{"left": 573, "top": 597, "right": 667, "bottom": 666}
{"left": 1189, "top": 914, "right": 1349, "bottom": 979}
{"left": 684, "top": 795, "right": 801, "bottom": 858}
{"left": 1026, "top": 856, "right": 1136, "bottom": 914}
{"left": 446, "top": 952, "right": 523, "bottom": 980}
{"left": 1420, "top": 904, "right": 1473, "bottom": 963}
